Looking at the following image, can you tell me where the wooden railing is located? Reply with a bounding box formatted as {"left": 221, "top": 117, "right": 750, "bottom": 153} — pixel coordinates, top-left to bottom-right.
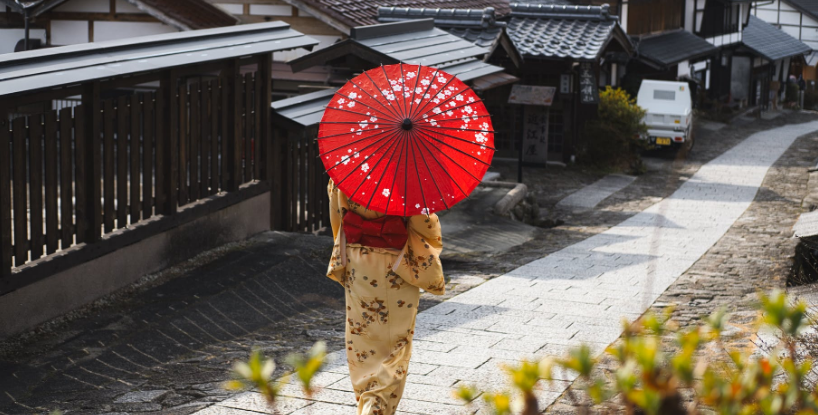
{"left": 0, "top": 59, "right": 278, "bottom": 290}
{"left": 275, "top": 127, "right": 330, "bottom": 233}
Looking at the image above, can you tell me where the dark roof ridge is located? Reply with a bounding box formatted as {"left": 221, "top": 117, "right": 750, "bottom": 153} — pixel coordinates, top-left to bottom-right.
{"left": 377, "top": 6, "right": 506, "bottom": 27}
{"left": 509, "top": 3, "right": 617, "bottom": 21}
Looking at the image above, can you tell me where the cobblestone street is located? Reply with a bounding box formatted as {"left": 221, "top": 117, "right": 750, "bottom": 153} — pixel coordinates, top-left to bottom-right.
{"left": 2, "top": 113, "right": 818, "bottom": 415}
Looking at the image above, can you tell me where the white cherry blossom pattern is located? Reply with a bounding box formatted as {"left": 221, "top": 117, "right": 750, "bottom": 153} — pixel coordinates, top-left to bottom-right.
{"left": 318, "top": 64, "right": 494, "bottom": 216}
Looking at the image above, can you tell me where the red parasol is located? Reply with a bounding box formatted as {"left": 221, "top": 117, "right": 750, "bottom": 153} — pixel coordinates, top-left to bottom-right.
{"left": 318, "top": 64, "right": 495, "bottom": 216}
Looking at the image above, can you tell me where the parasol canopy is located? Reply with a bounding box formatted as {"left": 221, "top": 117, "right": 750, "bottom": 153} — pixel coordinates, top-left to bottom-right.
{"left": 318, "top": 63, "right": 495, "bottom": 216}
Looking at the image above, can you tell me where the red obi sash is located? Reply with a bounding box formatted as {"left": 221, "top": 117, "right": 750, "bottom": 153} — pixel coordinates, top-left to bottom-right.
{"left": 343, "top": 211, "right": 408, "bottom": 250}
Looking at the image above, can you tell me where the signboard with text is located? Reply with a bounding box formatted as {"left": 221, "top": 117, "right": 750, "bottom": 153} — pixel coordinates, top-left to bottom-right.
{"left": 522, "top": 106, "right": 549, "bottom": 164}
{"left": 579, "top": 62, "right": 598, "bottom": 104}
{"left": 508, "top": 85, "right": 556, "bottom": 106}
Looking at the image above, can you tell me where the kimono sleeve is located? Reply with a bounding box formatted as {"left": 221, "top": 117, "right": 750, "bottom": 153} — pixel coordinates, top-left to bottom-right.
{"left": 325, "top": 180, "right": 349, "bottom": 285}
{"left": 393, "top": 213, "right": 446, "bottom": 295}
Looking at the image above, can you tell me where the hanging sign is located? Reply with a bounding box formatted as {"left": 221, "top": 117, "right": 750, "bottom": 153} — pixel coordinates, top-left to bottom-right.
{"left": 521, "top": 106, "right": 549, "bottom": 164}
{"left": 508, "top": 85, "right": 556, "bottom": 106}
{"left": 560, "top": 74, "right": 571, "bottom": 94}
{"left": 579, "top": 62, "right": 598, "bottom": 104}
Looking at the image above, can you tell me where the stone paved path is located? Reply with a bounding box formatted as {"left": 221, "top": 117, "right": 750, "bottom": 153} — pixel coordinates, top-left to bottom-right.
{"left": 556, "top": 174, "right": 637, "bottom": 210}
{"left": 195, "top": 121, "right": 818, "bottom": 414}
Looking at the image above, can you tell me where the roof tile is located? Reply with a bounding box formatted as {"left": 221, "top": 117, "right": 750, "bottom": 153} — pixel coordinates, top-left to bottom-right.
{"left": 304, "top": 0, "right": 511, "bottom": 28}
{"left": 636, "top": 29, "right": 717, "bottom": 67}
{"left": 743, "top": 15, "right": 811, "bottom": 61}
{"left": 506, "top": 4, "right": 621, "bottom": 60}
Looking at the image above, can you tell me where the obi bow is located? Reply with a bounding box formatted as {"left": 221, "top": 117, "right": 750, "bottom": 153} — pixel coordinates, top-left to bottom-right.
{"left": 342, "top": 211, "right": 408, "bottom": 250}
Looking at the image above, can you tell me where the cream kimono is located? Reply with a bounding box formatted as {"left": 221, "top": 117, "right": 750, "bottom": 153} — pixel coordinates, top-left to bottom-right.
{"left": 326, "top": 180, "right": 445, "bottom": 415}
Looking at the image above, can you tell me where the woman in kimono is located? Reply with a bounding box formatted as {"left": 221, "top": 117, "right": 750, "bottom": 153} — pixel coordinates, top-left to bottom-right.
{"left": 326, "top": 179, "right": 445, "bottom": 415}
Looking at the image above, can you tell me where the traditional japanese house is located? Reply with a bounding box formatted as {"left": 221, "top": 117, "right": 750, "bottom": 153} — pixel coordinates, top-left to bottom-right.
{"left": 499, "top": 3, "right": 634, "bottom": 164}
{"left": 736, "top": 15, "right": 810, "bottom": 106}
{"left": 0, "top": 0, "right": 237, "bottom": 54}
{"left": 282, "top": 18, "right": 519, "bottom": 128}
{"left": 628, "top": 30, "right": 717, "bottom": 99}
{"left": 751, "top": 0, "right": 818, "bottom": 80}
{"left": 206, "top": 0, "right": 346, "bottom": 61}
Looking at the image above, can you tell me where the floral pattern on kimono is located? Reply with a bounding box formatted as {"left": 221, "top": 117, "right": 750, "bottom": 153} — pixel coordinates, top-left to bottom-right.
{"left": 325, "top": 180, "right": 445, "bottom": 415}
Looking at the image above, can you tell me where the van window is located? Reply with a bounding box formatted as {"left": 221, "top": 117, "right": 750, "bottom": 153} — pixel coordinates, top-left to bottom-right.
{"left": 654, "top": 90, "right": 675, "bottom": 100}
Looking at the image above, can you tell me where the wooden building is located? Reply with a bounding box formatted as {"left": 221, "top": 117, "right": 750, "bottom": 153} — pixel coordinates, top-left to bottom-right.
{"left": 751, "top": 0, "right": 818, "bottom": 80}
{"left": 500, "top": 3, "right": 633, "bottom": 163}
{"left": 0, "top": 0, "right": 237, "bottom": 54}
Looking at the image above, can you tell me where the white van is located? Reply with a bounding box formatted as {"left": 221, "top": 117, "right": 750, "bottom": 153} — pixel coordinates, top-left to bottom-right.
{"left": 636, "top": 80, "right": 693, "bottom": 150}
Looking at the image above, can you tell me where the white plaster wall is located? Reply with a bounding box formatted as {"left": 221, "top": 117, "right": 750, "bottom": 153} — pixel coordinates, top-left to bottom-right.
{"left": 251, "top": 4, "right": 292, "bottom": 15}
{"left": 51, "top": 20, "right": 89, "bottom": 45}
{"left": 273, "top": 34, "right": 340, "bottom": 61}
{"left": 0, "top": 28, "right": 46, "bottom": 55}
{"left": 685, "top": 0, "right": 694, "bottom": 32}
{"left": 94, "top": 21, "right": 177, "bottom": 42}
{"left": 780, "top": 1, "right": 797, "bottom": 11}
{"left": 780, "top": 10, "right": 802, "bottom": 25}
{"left": 620, "top": 2, "right": 628, "bottom": 33}
{"left": 215, "top": 3, "right": 244, "bottom": 14}
{"left": 802, "top": 26, "right": 818, "bottom": 42}
{"left": 782, "top": 25, "right": 801, "bottom": 38}
{"left": 756, "top": 9, "right": 779, "bottom": 23}
{"left": 677, "top": 59, "right": 691, "bottom": 77}
{"left": 54, "top": 0, "right": 109, "bottom": 13}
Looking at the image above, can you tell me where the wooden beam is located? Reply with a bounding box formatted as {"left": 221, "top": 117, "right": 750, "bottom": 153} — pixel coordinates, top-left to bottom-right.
{"left": 110, "top": 0, "right": 116, "bottom": 14}
{"left": 37, "top": 12, "right": 161, "bottom": 23}
{"left": 243, "top": 3, "right": 250, "bottom": 14}
{"left": 88, "top": 20, "right": 93, "bottom": 42}
{"left": 276, "top": 0, "right": 350, "bottom": 34}
{"left": 292, "top": 5, "right": 298, "bottom": 16}
{"left": 236, "top": 15, "right": 343, "bottom": 36}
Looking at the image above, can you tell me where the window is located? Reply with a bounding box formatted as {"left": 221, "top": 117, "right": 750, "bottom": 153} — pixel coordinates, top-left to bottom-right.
{"left": 654, "top": 90, "right": 676, "bottom": 100}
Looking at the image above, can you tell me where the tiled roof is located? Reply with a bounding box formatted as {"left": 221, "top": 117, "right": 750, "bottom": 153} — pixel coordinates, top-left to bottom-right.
{"left": 446, "top": 26, "right": 504, "bottom": 47}
{"left": 289, "top": 20, "right": 515, "bottom": 85}
{"left": 377, "top": 6, "right": 501, "bottom": 27}
{"left": 296, "top": 0, "right": 511, "bottom": 29}
{"left": 377, "top": 7, "right": 505, "bottom": 48}
{"left": 636, "top": 29, "right": 717, "bottom": 67}
{"left": 126, "top": 0, "right": 238, "bottom": 30}
{"left": 271, "top": 88, "right": 339, "bottom": 127}
{"left": 0, "top": 22, "right": 318, "bottom": 96}
{"left": 506, "top": 3, "right": 626, "bottom": 60}
{"left": 743, "top": 15, "right": 810, "bottom": 61}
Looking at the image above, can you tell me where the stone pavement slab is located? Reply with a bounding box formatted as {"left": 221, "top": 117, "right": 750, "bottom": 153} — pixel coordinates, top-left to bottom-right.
{"left": 556, "top": 174, "right": 636, "bottom": 210}
{"left": 193, "top": 122, "right": 818, "bottom": 413}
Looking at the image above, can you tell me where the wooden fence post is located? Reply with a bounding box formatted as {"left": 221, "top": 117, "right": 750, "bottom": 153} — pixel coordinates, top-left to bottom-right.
{"left": 160, "top": 69, "right": 178, "bottom": 214}
{"left": 259, "top": 53, "right": 277, "bottom": 230}
{"left": 79, "top": 82, "right": 102, "bottom": 243}
{"left": 224, "top": 59, "right": 241, "bottom": 192}
{"left": 0, "top": 112, "right": 11, "bottom": 278}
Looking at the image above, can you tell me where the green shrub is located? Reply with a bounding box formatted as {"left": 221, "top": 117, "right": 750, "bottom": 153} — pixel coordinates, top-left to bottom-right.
{"left": 580, "top": 86, "right": 648, "bottom": 172}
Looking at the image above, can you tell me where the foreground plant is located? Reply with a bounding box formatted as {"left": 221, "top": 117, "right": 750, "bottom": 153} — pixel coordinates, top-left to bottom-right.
{"left": 457, "top": 290, "right": 818, "bottom": 415}
{"left": 226, "top": 349, "right": 285, "bottom": 408}
{"left": 225, "top": 341, "right": 330, "bottom": 412}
